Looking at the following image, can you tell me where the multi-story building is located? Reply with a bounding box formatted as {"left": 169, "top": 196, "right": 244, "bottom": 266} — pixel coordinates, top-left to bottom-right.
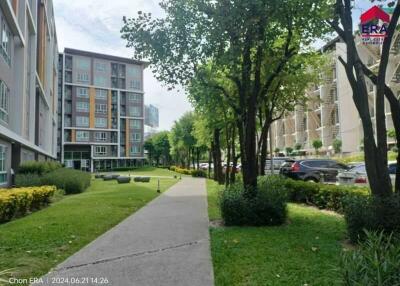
{"left": 58, "top": 49, "right": 148, "bottom": 172}
{"left": 0, "top": 0, "right": 58, "bottom": 186}
{"left": 145, "top": 104, "right": 159, "bottom": 128}
{"left": 271, "top": 35, "right": 400, "bottom": 155}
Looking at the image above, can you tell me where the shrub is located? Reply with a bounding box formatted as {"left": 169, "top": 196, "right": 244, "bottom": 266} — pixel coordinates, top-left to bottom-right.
{"left": 15, "top": 173, "right": 43, "bottom": 187}
{"left": 339, "top": 231, "right": 400, "bottom": 285}
{"left": 343, "top": 194, "right": 400, "bottom": 243}
{"left": 220, "top": 176, "right": 288, "bottom": 226}
{"left": 41, "top": 169, "right": 91, "bottom": 194}
{"left": 134, "top": 177, "right": 151, "bottom": 183}
{"left": 0, "top": 186, "right": 56, "bottom": 223}
{"left": 18, "top": 161, "right": 62, "bottom": 175}
{"left": 191, "top": 169, "right": 207, "bottom": 178}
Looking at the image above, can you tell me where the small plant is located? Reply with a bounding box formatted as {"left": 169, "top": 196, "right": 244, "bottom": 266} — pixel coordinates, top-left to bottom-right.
{"left": 191, "top": 169, "right": 207, "bottom": 178}
{"left": 18, "top": 161, "right": 62, "bottom": 175}
{"left": 285, "top": 147, "right": 293, "bottom": 156}
{"left": 312, "top": 139, "right": 323, "bottom": 155}
{"left": 339, "top": 231, "right": 400, "bottom": 286}
{"left": 333, "top": 138, "right": 342, "bottom": 154}
{"left": 294, "top": 143, "right": 302, "bottom": 151}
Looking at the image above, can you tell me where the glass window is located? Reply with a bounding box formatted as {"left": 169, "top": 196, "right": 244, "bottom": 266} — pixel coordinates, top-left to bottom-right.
{"left": 76, "top": 131, "right": 89, "bottom": 142}
{"left": 130, "top": 80, "right": 141, "bottom": 90}
{"left": 95, "top": 146, "right": 107, "bottom": 156}
{"left": 95, "top": 104, "right": 107, "bottom": 114}
{"left": 76, "top": 57, "right": 90, "bottom": 70}
{"left": 0, "top": 80, "right": 9, "bottom": 122}
{"left": 95, "top": 89, "right": 108, "bottom": 100}
{"left": 76, "top": 102, "right": 89, "bottom": 112}
{"left": 129, "top": 119, "right": 142, "bottom": 129}
{"left": 128, "top": 93, "right": 141, "bottom": 102}
{"left": 77, "top": 72, "right": 89, "bottom": 83}
{"left": 0, "top": 145, "right": 7, "bottom": 184}
{"left": 77, "top": 87, "right": 89, "bottom": 98}
{"left": 76, "top": 116, "right": 89, "bottom": 127}
{"left": 95, "top": 132, "right": 107, "bottom": 142}
{"left": 1, "top": 19, "right": 11, "bottom": 65}
{"left": 128, "top": 106, "right": 141, "bottom": 117}
{"left": 95, "top": 117, "right": 107, "bottom": 128}
{"left": 130, "top": 145, "right": 141, "bottom": 154}
{"left": 131, "top": 133, "right": 141, "bottom": 142}
{"left": 95, "top": 62, "right": 106, "bottom": 72}
{"left": 94, "top": 76, "right": 107, "bottom": 87}
{"left": 127, "top": 66, "right": 141, "bottom": 77}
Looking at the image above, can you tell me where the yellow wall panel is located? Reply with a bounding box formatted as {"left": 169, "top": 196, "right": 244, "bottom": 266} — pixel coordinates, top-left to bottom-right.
{"left": 89, "top": 88, "right": 95, "bottom": 128}
{"left": 108, "top": 90, "right": 112, "bottom": 128}
{"left": 71, "top": 130, "right": 76, "bottom": 143}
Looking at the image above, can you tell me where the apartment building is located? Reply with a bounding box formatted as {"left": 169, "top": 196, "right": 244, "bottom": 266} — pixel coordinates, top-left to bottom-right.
{"left": 58, "top": 49, "right": 147, "bottom": 172}
{"left": 0, "top": 0, "right": 58, "bottom": 186}
{"left": 271, "top": 35, "right": 400, "bottom": 155}
{"left": 145, "top": 104, "right": 159, "bottom": 128}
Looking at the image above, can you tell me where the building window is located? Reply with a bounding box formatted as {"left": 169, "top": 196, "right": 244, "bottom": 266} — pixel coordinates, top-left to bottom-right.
{"left": 77, "top": 87, "right": 89, "bottom": 98}
{"left": 95, "top": 117, "right": 107, "bottom": 128}
{"left": 77, "top": 72, "right": 89, "bottom": 83}
{"left": 95, "top": 89, "right": 108, "bottom": 100}
{"left": 129, "top": 119, "right": 142, "bottom": 129}
{"left": 130, "top": 145, "right": 141, "bottom": 154}
{"left": 76, "top": 116, "right": 89, "bottom": 127}
{"left": 1, "top": 19, "right": 11, "bottom": 65}
{"left": 94, "top": 76, "right": 107, "bottom": 87}
{"left": 128, "top": 93, "right": 141, "bottom": 102}
{"left": 95, "top": 146, "right": 107, "bottom": 156}
{"left": 95, "top": 104, "right": 107, "bottom": 114}
{"left": 0, "top": 80, "right": 9, "bottom": 122}
{"left": 127, "top": 66, "right": 141, "bottom": 77}
{"left": 128, "top": 106, "right": 141, "bottom": 117}
{"left": 130, "top": 80, "right": 141, "bottom": 90}
{"left": 76, "top": 131, "right": 90, "bottom": 142}
{"left": 131, "top": 133, "right": 141, "bottom": 142}
{"left": 76, "top": 57, "right": 90, "bottom": 70}
{"left": 76, "top": 102, "right": 89, "bottom": 112}
{"left": 95, "top": 62, "right": 106, "bottom": 72}
{"left": 0, "top": 145, "right": 7, "bottom": 184}
{"left": 95, "top": 132, "right": 107, "bottom": 142}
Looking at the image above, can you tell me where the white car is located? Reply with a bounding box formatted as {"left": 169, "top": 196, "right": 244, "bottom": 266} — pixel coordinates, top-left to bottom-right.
{"left": 337, "top": 162, "right": 397, "bottom": 187}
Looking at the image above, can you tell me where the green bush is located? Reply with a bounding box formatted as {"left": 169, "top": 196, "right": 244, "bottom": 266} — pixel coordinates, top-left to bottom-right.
{"left": 343, "top": 194, "right": 400, "bottom": 243}
{"left": 15, "top": 173, "right": 43, "bottom": 187}
{"left": 283, "top": 178, "right": 369, "bottom": 213}
{"left": 220, "top": 176, "right": 288, "bottom": 226}
{"left": 339, "top": 231, "right": 400, "bottom": 285}
{"left": 191, "top": 169, "right": 207, "bottom": 178}
{"left": 18, "top": 161, "right": 62, "bottom": 175}
{"left": 41, "top": 169, "right": 91, "bottom": 194}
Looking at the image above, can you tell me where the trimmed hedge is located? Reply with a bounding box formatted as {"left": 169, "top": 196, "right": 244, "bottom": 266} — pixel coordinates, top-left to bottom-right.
{"left": 18, "top": 161, "right": 62, "bottom": 175}
{"left": 15, "top": 168, "right": 91, "bottom": 194}
{"left": 0, "top": 186, "right": 56, "bottom": 223}
{"left": 170, "top": 166, "right": 207, "bottom": 178}
{"left": 283, "top": 178, "right": 369, "bottom": 213}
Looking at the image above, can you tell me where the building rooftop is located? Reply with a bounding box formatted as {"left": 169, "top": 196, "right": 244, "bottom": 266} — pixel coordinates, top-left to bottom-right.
{"left": 63, "top": 48, "right": 149, "bottom": 67}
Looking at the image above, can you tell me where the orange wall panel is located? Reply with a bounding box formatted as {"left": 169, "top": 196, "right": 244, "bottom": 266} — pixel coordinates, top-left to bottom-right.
{"left": 108, "top": 90, "right": 112, "bottom": 128}
{"left": 89, "top": 88, "right": 95, "bottom": 128}
{"left": 126, "top": 120, "right": 130, "bottom": 157}
{"left": 71, "top": 130, "right": 76, "bottom": 143}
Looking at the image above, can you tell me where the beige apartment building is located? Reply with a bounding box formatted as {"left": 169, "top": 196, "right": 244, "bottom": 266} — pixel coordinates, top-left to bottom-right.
{"left": 0, "top": 0, "right": 58, "bottom": 186}
{"left": 270, "top": 35, "right": 400, "bottom": 155}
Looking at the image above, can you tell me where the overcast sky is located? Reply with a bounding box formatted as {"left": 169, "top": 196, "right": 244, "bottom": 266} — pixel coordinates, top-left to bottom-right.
{"left": 53, "top": 0, "right": 382, "bottom": 130}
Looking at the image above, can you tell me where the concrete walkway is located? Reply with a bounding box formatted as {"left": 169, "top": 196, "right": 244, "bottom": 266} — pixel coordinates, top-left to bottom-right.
{"left": 36, "top": 178, "right": 214, "bottom": 286}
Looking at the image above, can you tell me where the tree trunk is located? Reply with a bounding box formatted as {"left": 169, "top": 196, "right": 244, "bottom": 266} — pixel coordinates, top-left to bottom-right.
{"left": 230, "top": 127, "right": 237, "bottom": 184}
{"left": 192, "top": 147, "right": 195, "bottom": 171}
{"left": 259, "top": 125, "right": 269, "bottom": 176}
{"left": 208, "top": 148, "right": 212, "bottom": 179}
{"left": 225, "top": 127, "right": 232, "bottom": 188}
{"left": 213, "top": 128, "right": 224, "bottom": 184}
{"left": 196, "top": 147, "right": 200, "bottom": 170}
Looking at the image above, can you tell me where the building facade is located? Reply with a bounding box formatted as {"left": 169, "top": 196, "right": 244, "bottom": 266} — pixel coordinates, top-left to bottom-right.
{"left": 58, "top": 49, "right": 147, "bottom": 172}
{"left": 0, "top": 0, "right": 58, "bottom": 186}
{"left": 145, "top": 104, "right": 159, "bottom": 128}
{"left": 270, "top": 35, "right": 400, "bottom": 155}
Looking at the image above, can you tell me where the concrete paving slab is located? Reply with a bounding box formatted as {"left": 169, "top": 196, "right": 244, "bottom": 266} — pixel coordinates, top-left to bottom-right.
{"left": 34, "top": 178, "right": 214, "bottom": 286}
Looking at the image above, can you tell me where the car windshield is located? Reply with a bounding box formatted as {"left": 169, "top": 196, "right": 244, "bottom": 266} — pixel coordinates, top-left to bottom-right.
{"left": 351, "top": 165, "right": 366, "bottom": 173}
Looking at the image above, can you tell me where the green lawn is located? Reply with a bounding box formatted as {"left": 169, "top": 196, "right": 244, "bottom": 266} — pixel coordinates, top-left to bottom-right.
{"left": 0, "top": 172, "right": 178, "bottom": 282}
{"left": 207, "top": 180, "right": 346, "bottom": 286}
{"left": 108, "top": 166, "right": 187, "bottom": 177}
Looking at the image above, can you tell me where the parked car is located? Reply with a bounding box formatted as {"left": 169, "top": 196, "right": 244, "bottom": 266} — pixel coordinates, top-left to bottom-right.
{"left": 280, "top": 159, "right": 349, "bottom": 183}
{"left": 337, "top": 162, "right": 397, "bottom": 187}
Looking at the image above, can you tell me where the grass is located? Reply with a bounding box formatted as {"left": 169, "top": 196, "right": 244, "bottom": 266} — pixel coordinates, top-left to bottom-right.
{"left": 109, "top": 166, "right": 186, "bottom": 177}
{"left": 0, "top": 171, "right": 178, "bottom": 283}
{"left": 207, "top": 180, "right": 222, "bottom": 221}
{"left": 207, "top": 179, "right": 346, "bottom": 286}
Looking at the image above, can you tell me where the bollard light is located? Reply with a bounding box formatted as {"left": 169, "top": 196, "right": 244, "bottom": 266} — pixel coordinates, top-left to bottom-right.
{"left": 157, "top": 179, "right": 161, "bottom": 193}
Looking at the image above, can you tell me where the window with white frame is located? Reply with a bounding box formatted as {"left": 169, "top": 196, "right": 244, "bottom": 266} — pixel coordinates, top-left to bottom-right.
{"left": 1, "top": 18, "right": 11, "bottom": 64}
{"left": 129, "top": 80, "right": 141, "bottom": 90}
{"left": 76, "top": 116, "right": 89, "bottom": 127}
{"left": 130, "top": 145, "right": 141, "bottom": 154}
{"left": 95, "top": 117, "right": 107, "bottom": 128}
{"left": 95, "top": 62, "right": 106, "bottom": 72}
{"left": 95, "top": 104, "right": 107, "bottom": 114}
{"left": 128, "top": 106, "right": 141, "bottom": 117}
{"left": 95, "top": 89, "right": 108, "bottom": 100}
{"left": 94, "top": 76, "right": 107, "bottom": 87}
{"left": 94, "top": 146, "right": 107, "bottom": 156}
{"left": 128, "top": 93, "right": 141, "bottom": 102}
{"left": 0, "top": 80, "right": 9, "bottom": 122}
{"left": 77, "top": 87, "right": 89, "bottom": 98}
{"left": 0, "top": 145, "right": 7, "bottom": 184}
{"left": 76, "top": 131, "right": 90, "bottom": 142}
{"left": 77, "top": 72, "right": 89, "bottom": 83}
{"left": 95, "top": 132, "right": 107, "bottom": 142}
{"left": 76, "top": 102, "right": 89, "bottom": 112}
{"left": 130, "top": 133, "right": 141, "bottom": 142}
{"left": 129, "top": 119, "right": 142, "bottom": 129}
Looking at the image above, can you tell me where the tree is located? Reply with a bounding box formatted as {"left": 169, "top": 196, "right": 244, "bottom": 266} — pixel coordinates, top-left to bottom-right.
{"left": 333, "top": 138, "right": 342, "bottom": 155}
{"left": 327, "top": 0, "right": 400, "bottom": 196}
{"left": 152, "top": 132, "right": 171, "bottom": 166}
{"left": 121, "top": 0, "right": 331, "bottom": 193}
{"left": 294, "top": 143, "right": 302, "bottom": 151}
{"left": 312, "top": 139, "right": 323, "bottom": 155}
{"left": 285, "top": 147, "right": 293, "bottom": 156}
{"left": 144, "top": 138, "right": 155, "bottom": 165}
{"left": 274, "top": 148, "right": 280, "bottom": 156}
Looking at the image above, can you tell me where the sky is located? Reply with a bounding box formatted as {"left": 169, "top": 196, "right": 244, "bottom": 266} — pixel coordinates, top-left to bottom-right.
{"left": 53, "top": 0, "right": 193, "bottom": 131}
{"left": 53, "top": 0, "right": 385, "bottom": 130}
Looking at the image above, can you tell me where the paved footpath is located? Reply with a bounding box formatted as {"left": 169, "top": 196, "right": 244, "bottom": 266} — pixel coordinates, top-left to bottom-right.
{"left": 35, "top": 178, "right": 214, "bottom": 286}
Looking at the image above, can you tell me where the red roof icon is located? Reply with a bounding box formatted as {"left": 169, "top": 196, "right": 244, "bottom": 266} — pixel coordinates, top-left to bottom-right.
{"left": 361, "top": 5, "right": 391, "bottom": 24}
